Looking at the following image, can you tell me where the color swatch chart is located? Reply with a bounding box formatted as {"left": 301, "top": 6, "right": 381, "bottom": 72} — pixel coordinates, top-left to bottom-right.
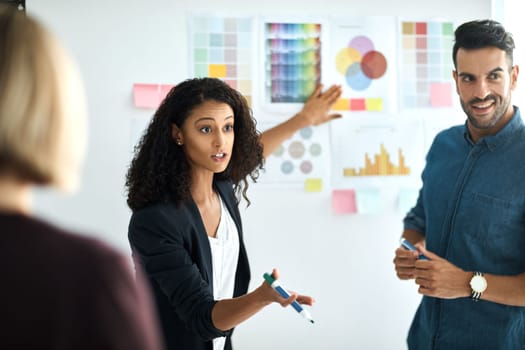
{"left": 399, "top": 20, "right": 455, "bottom": 109}
{"left": 190, "top": 16, "right": 254, "bottom": 105}
{"left": 264, "top": 22, "right": 322, "bottom": 103}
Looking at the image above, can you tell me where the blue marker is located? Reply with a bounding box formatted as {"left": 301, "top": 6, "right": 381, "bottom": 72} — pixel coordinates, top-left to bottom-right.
{"left": 400, "top": 238, "right": 429, "bottom": 260}
{"left": 263, "top": 272, "right": 314, "bottom": 324}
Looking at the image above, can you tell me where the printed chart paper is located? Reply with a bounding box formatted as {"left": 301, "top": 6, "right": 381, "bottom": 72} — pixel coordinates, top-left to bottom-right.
{"left": 398, "top": 19, "right": 455, "bottom": 109}
{"left": 330, "top": 118, "right": 425, "bottom": 189}
{"left": 263, "top": 21, "right": 322, "bottom": 104}
{"left": 189, "top": 15, "right": 256, "bottom": 105}
{"left": 255, "top": 123, "right": 331, "bottom": 191}
{"left": 328, "top": 17, "right": 397, "bottom": 113}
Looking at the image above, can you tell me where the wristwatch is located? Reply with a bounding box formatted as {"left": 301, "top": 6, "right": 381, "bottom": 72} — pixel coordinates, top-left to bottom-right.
{"left": 469, "top": 271, "right": 487, "bottom": 301}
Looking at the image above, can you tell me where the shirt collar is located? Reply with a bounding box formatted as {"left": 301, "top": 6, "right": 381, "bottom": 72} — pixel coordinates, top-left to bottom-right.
{"left": 463, "top": 106, "right": 522, "bottom": 151}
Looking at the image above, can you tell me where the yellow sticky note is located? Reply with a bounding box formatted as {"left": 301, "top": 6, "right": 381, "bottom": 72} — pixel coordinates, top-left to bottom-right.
{"left": 305, "top": 178, "right": 322, "bottom": 192}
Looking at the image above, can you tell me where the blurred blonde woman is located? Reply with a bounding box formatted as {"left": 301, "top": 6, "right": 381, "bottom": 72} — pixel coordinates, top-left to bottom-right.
{"left": 0, "top": 6, "right": 164, "bottom": 349}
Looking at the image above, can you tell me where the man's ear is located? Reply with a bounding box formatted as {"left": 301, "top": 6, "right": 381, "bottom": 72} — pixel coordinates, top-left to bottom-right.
{"left": 511, "top": 64, "right": 519, "bottom": 90}
{"left": 452, "top": 69, "right": 460, "bottom": 95}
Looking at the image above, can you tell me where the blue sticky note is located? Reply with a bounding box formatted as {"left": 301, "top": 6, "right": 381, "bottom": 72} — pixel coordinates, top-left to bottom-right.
{"left": 355, "top": 188, "right": 382, "bottom": 214}
{"left": 398, "top": 188, "right": 419, "bottom": 214}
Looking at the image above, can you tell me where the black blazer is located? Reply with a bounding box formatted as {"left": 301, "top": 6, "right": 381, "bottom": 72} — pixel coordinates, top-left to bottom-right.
{"left": 128, "top": 180, "right": 251, "bottom": 350}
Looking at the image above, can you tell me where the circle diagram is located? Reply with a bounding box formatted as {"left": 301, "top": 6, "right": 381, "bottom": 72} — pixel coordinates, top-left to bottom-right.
{"left": 269, "top": 126, "right": 323, "bottom": 176}
{"left": 335, "top": 35, "right": 387, "bottom": 91}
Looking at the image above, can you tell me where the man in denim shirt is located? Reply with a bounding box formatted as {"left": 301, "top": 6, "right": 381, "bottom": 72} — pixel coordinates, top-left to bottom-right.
{"left": 393, "top": 20, "right": 525, "bottom": 349}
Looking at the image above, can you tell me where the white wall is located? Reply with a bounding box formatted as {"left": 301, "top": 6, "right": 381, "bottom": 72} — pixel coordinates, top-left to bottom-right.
{"left": 28, "top": 1, "right": 492, "bottom": 349}
{"left": 500, "top": 0, "right": 525, "bottom": 104}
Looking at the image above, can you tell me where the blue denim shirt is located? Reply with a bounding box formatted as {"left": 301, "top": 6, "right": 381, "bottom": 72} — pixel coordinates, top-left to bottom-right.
{"left": 404, "top": 106, "right": 525, "bottom": 349}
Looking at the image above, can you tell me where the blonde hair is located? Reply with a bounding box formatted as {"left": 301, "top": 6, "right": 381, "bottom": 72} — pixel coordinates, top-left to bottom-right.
{"left": 0, "top": 5, "right": 87, "bottom": 192}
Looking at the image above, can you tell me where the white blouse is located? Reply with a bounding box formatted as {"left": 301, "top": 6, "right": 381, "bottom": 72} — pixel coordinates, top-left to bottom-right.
{"left": 208, "top": 197, "right": 240, "bottom": 350}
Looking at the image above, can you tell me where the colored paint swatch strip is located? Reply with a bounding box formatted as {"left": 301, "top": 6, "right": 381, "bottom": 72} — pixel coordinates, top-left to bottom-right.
{"left": 265, "top": 22, "right": 322, "bottom": 103}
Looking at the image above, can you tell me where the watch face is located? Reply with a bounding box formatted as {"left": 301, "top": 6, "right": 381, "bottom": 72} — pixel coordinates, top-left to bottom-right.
{"left": 470, "top": 275, "right": 487, "bottom": 293}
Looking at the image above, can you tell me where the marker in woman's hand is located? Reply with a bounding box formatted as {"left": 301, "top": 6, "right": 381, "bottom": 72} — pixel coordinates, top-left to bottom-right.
{"left": 263, "top": 272, "right": 314, "bottom": 324}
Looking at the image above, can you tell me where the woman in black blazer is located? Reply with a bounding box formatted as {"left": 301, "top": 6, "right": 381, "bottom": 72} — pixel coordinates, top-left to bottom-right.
{"left": 126, "top": 77, "right": 341, "bottom": 350}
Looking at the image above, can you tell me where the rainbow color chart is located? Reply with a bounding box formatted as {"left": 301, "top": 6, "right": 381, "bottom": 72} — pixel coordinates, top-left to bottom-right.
{"left": 264, "top": 22, "right": 321, "bottom": 103}
{"left": 190, "top": 16, "right": 254, "bottom": 104}
{"left": 399, "top": 20, "right": 455, "bottom": 108}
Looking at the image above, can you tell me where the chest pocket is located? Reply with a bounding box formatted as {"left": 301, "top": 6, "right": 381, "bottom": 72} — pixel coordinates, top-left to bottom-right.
{"left": 450, "top": 190, "right": 525, "bottom": 273}
{"left": 455, "top": 190, "right": 525, "bottom": 242}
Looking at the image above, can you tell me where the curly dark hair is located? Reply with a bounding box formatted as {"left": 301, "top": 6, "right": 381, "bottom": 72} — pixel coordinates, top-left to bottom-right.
{"left": 453, "top": 19, "right": 515, "bottom": 69}
{"left": 125, "top": 77, "right": 264, "bottom": 211}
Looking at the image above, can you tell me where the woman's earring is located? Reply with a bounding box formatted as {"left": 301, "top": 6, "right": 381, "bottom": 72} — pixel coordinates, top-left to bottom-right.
{"left": 176, "top": 140, "right": 183, "bottom": 146}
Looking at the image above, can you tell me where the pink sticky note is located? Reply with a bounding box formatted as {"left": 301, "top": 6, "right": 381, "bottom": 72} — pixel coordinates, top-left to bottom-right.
{"left": 430, "top": 82, "right": 453, "bottom": 107}
{"left": 159, "top": 84, "right": 175, "bottom": 102}
{"left": 133, "top": 83, "right": 161, "bottom": 108}
{"left": 332, "top": 189, "right": 357, "bottom": 214}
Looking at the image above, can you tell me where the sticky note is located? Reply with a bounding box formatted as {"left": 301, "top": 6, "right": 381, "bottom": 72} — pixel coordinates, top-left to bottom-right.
{"left": 159, "top": 84, "right": 175, "bottom": 101}
{"left": 133, "top": 83, "right": 175, "bottom": 109}
{"left": 332, "top": 189, "right": 357, "bottom": 214}
{"left": 398, "top": 188, "right": 419, "bottom": 214}
{"left": 305, "top": 178, "right": 322, "bottom": 192}
{"left": 355, "top": 188, "right": 382, "bottom": 214}
{"left": 133, "top": 83, "right": 161, "bottom": 108}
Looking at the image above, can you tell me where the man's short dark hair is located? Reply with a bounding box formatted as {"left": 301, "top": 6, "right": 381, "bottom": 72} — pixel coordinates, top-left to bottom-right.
{"left": 452, "top": 19, "right": 515, "bottom": 68}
